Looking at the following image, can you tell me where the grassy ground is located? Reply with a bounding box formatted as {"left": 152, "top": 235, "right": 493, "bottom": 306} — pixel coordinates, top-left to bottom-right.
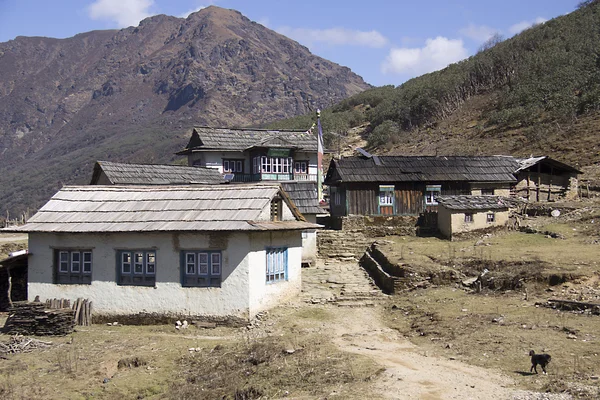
{"left": 0, "top": 307, "right": 379, "bottom": 400}
{"left": 376, "top": 199, "right": 600, "bottom": 398}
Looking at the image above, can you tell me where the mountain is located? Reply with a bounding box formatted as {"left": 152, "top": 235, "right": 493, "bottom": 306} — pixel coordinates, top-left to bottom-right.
{"left": 270, "top": 1, "right": 600, "bottom": 178}
{"left": 0, "top": 6, "right": 370, "bottom": 216}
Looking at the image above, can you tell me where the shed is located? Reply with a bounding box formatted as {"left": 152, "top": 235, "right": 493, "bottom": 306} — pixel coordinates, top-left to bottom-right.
{"left": 4, "top": 185, "right": 320, "bottom": 320}
{"left": 436, "top": 195, "right": 517, "bottom": 239}
{"left": 513, "top": 156, "right": 582, "bottom": 201}
{"left": 0, "top": 250, "right": 28, "bottom": 311}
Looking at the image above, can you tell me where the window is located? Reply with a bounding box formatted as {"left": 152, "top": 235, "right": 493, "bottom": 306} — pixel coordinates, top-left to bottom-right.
{"left": 482, "top": 188, "right": 495, "bottom": 195}
{"left": 254, "top": 156, "right": 293, "bottom": 175}
{"left": 118, "top": 250, "right": 156, "bottom": 286}
{"left": 266, "top": 247, "right": 287, "bottom": 283}
{"left": 182, "top": 251, "right": 222, "bottom": 287}
{"left": 425, "top": 185, "right": 442, "bottom": 205}
{"left": 487, "top": 213, "right": 495, "bottom": 223}
{"left": 55, "top": 250, "right": 92, "bottom": 284}
{"left": 464, "top": 213, "right": 474, "bottom": 223}
{"left": 223, "top": 159, "right": 244, "bottom": 173}
{"left": 379, "top": 185, "right": 394, "bottom": 206}
{"left": 294, "top": 161, "right": 308, "bottom": 174}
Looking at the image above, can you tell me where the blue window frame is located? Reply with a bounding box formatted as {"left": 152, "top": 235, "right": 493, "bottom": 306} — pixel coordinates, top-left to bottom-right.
{"left": 55, "top": 249, "right": 92, "bottom": 284}
{"left": 266, "top": 247, "right": 287, "bottom": 283}
{"left": 181, "top": 251, "right": 222, "bottom": 287}
{"left": 425, "top": 185, "right": 442, "bottom": 205}
{"left": 117, "top": 250, "right": 156, "bottom": 286}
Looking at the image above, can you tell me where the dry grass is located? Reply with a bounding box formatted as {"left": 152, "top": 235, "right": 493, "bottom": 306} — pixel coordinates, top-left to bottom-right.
{"left": 378, "top": 201, "right": 600, "bottom": 398}
{"left": 0, "top": 307, "right": 380, "bottom": 400}
{"left": 383, "top": 288, "right": 600, "bottom": 398}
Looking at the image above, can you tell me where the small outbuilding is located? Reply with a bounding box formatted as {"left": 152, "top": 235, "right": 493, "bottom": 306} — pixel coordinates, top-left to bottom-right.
{"left": 436, "top": 195, "right": 517, "bottom": 239}
{"left": 5, "top": 185, "right": 320, "bottom": 320}
{"left": 0, "top": 250, "right": 28, "bottom": 311}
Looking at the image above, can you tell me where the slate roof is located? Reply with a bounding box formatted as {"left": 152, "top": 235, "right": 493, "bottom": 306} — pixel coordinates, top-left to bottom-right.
{"left": 176, "top": 126, "right": 318, "bottom": 153}
{"left": 515, "top": 156, "right": 582, "bottom": 174}
{"left": 280, "top": 181, "right": 324, "bottom": 215}
{"left": 6, "top": 186, "right": 320, "bottom": 233}
{"left": 436, "top": 195, "right": 521, "bottom": 210}
{"left": 325, "top": 156, "right": 519, "bottom": 184}
{"left": 90, "top": 161, "right": 224, "bottom": 185}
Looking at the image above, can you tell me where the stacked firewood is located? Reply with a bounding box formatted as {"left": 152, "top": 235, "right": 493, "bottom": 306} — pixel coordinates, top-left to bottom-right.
{"left": 3, "top": 301, "right": 75, "bottom": 336}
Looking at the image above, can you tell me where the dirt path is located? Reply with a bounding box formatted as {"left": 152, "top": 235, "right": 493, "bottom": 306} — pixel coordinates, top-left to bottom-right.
{"left": 330, "top": 306, "right": 517, "bottom": 399}
{"left": 0, "top": 233, "right": 27, "bottom": 244}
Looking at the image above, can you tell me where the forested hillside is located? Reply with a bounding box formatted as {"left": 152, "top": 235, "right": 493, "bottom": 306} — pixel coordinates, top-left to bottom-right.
{"left": 269, "top": 0, "right": 600, "bottom": 171}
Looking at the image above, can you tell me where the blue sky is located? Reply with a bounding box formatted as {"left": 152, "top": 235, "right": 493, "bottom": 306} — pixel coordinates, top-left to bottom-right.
{"left": 0, "top": 0, "right": 582, "bottom": 86}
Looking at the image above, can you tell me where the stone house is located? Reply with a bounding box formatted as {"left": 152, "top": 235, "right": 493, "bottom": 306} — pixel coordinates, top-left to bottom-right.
{"left": 6, "top": 185, "right": 319, "bottom": 320}
{"left": 436, "top": 195, "right": 516, "bottom": 239}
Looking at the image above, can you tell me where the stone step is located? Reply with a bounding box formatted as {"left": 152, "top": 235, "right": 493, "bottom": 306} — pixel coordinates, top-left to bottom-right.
{"left": 335, "top": 301, "right": 376, "bottom": 308}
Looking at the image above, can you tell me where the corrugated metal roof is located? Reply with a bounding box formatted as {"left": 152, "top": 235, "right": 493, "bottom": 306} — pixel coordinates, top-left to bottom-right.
{"left": 91, "top": 161, "right": 224, "bottom": 185}
{"left": 8, "top": 185, "right": 321, "bottom": 233}
{"left": 437, "top": 195, "right": 522, "bottom": 210}
{"left": 177, "top": 126, "right": 319, "bottom": 153}
{"left": 280, "top": 181, "right": 324, "bottom": 215}
{"left": 325, "top": 156, "right": 520, "bottom": 184}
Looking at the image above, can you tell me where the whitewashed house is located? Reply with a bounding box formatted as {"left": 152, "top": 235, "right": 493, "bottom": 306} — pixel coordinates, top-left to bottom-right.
{"left": 176, "top": 126, "right": 321, "bottom": 182}
{"left": 7, "top": 185, "right": 320, "bottom": 320}
{"left": 89, "top": 160, "right": 325, "bottom": 265}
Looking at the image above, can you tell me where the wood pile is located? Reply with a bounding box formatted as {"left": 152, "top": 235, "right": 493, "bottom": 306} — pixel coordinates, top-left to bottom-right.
{"left": 72, "top": 298, "right": 93, "bottom": 326}
{"left": 3, "top": 301, "right": 75, "bottom": 336}
{"left": 45, "top": 297, "right": 93, "bottom": 326}
{"left": 0, "top": 335, "right": 52, "bottom": 355}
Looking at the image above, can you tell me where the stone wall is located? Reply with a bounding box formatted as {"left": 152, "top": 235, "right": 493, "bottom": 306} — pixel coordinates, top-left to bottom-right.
{"left": 332, "top": 215, "right": 419, "bottom": 236}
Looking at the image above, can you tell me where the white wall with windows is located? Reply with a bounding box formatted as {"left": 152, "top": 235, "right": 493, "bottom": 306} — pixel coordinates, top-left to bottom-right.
{"left": 27, "top": 230, "right": 303, "bottom": 319}
{"left": 437, "top": 207, "right": 509, "bottom": 239}
{"left": 247, "top": 231, "right": 302, "bottom": 316}
{"left": 187, "top": 150, "right": 319, "bottom": 181}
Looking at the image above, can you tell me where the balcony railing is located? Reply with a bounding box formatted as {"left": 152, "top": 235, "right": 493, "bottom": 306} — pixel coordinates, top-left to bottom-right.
{"left": 229, "top": 173, "right": 317, "bottom": 183}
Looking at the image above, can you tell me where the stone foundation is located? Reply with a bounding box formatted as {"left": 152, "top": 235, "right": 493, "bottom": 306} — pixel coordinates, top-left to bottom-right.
{"left": 332, "top": 215, "right": 419, "bottom": 236}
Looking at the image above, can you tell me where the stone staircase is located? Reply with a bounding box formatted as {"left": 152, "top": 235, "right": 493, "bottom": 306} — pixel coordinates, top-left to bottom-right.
{"left": 301, "top": 258, "right": 387, "bottom": 307}
{"left": 317, "top": 229, "right": 374, "bottom": 260}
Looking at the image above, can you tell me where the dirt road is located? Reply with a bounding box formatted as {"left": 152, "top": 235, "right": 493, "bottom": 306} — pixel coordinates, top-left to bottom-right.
{"left": 331, "top": 306, "right": 516, "bottom": 399}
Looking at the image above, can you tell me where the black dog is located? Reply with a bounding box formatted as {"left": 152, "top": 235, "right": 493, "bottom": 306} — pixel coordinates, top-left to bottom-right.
{"left": 529, "top": 350, "right": 551, "bottom": 374}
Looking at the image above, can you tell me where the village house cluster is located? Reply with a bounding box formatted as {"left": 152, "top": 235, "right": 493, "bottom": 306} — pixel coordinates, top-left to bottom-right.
{"left": 1, "top": 125, "right": 582, "bottom": 321}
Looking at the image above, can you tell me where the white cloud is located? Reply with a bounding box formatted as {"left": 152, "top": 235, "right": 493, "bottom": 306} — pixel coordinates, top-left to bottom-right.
{"left": 88, "top": 0, "right": 154, "bottom": 28}
{"left": 179, "top": 6, "right": 205, "bottom": 18}
{"left": 256, "top": 17, "right": 270, "bottom": 28}
{"left": 178, "top": 2, "right": 218, "bottom": 18}
{"left": 276, "top": 26, "right": 388, "bottom": 48}
{"left": 381, "top": 36, "right": 468, "bottom": 76}
{"left": 508, "top": 17, "right": 547, "bottom": 35}
{"left": 460, "top": 23, "right": 498, "bottom": 43}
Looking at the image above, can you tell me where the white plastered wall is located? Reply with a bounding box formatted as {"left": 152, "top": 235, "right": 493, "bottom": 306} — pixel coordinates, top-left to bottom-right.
{"left": 247, "top": 230, "right": 302, "bottom": 316}
{"left": 438, "top": 208, "right": 509, "bottom": 238}
{"left": 189, "top": 151, "right": 247, "bottom": 172}
{"left": 27, "top": 231, "right": 253, "bottom": 318}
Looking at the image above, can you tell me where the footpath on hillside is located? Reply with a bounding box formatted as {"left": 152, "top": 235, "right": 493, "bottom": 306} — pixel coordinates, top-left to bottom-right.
{"left": 297, "top": 258, "right": 573, "bottom": 400}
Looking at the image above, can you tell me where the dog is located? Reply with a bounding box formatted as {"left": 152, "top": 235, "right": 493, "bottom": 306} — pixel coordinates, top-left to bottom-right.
{"left": 529, "top": 350, "right": 551, "bottom": 374}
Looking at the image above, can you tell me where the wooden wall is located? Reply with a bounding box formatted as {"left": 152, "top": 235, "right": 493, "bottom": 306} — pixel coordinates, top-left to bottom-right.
{"left": 339, "top": 181, "right": 471, "bottom": 216}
